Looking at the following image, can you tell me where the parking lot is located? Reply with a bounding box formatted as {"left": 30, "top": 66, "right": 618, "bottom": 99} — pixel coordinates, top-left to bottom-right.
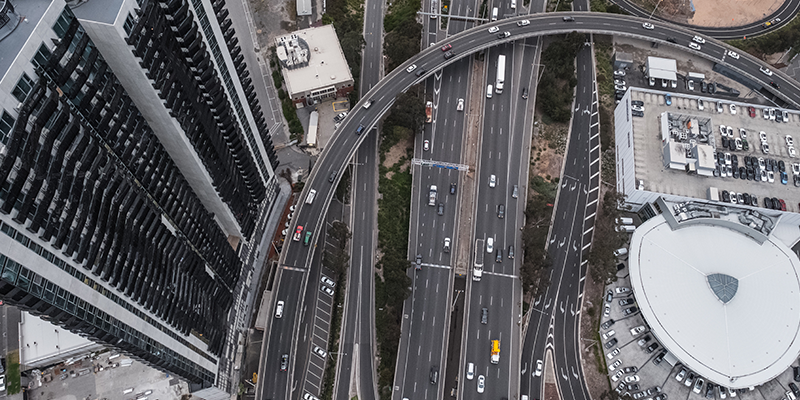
{"left": 629, "top": 89, "right": 800, "bottom": 213}
{"left": 602, "top": 245, "right": 800, "bottom": 400}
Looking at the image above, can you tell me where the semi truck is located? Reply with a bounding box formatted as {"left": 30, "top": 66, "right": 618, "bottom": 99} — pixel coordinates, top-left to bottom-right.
{"left": 491, "top": 340, "right": 500, "bottom": 364}
{"left": 495, "top": 55, "right": 506, "bottom": 94}
{"left": 473, "top": 238, "right": 484, "bottom": 281}
{"left": 425, "top": 101, "right": 433, "bottom": 123}
{"left": 429, "top": 185, "right": 437, "bottom": 206}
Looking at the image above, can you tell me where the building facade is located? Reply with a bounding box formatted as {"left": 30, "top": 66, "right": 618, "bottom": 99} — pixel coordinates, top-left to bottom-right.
{"left": 0, "top": 0, "right": 279, "bottom": 392}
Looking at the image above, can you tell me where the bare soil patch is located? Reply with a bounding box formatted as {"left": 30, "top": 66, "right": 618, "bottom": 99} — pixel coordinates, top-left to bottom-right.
{"left": 631, "top": 0, "right": 783, "bottom": 28}
{"left": 530, "top": 117, "right": 568, "bottom": 183}
{"left": 382, "top": 135, "right": 413, "bottom": 179}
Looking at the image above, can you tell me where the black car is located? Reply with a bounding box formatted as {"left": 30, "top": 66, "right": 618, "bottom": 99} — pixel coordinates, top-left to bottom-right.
{"left": 743, "top": 193, "right": 751, "bottom": 205}
{"left": 653, "top": 350, "right": 667, "bottom": 365}
{"left": 770, "top": 81, "right": 781, "bottom": 89}
{"left": 627, "top": 383, "right": 640, "bottom": 391}
{"left": 701, "top": 81, "right": 707, "bottom": 92}
{"left": 654, "top": 394, "right": 668, "bottom": 400}
{"left": 481, "top": 307, "right": 488, "bottom": 324}
{"left": 765, "top": 197, "right": 773, "bottom": 209}
{"left": 779, "top": 160, "right": 786, "bottom": 172}
{"left": 601, "top": 319, "right": 615, "bottom": 329}
{"left": 437, "top": 203, "right": 444, "bottom": 215}
{"left": 751, "top": 195, "right": 758, "bottom": 206}
{"left": 705, "top": 383, "right": 715, "bottom": 399}
{"left": 522, "top": 87, "right": 529, "bottom": 99}
{"left": 619, "top": 298, "right": 635, "bottom": 306}
{"left": 722, "top": 190, "right": 730, "bottom": 202}
{"left": 736, "top": 193, "right": 744, "bottom": 204}
{"left": 415, "top": 68, "right": 427, "bottom": 77}
{"left": 562, "top": 16, "right": 575, "bottom": 21}
{"left": 732, "top": 168, "right": 739, "bottom": 179}
{"left": 606, "top": 290, "right": 614, "bottom": 303}
{"left": 497, "top": 204, "right": 505, "bottom": 219}
{"left": 443, "top": 50, "right": 455, "bottom": 59}
{"left": 623, "top": 366, "right": 638, "bottom": 374}
{"left": 721, "top": 137, "right": 728, "bottom": 149}
{"left": 496, "top": 249, "right": 503, "bottom": 262}
{"left": 450, "top": 183, "right": 457, "bottom": 194}
{"left": 632, "top": 100, "right": 644, "bottom": 106}
{"left": 790, "top": 383, "right": 800, "bottom": 398}
{"left": 605, "top": 338, "right": 619, "bottom": 349}
{"left": 744, "top": 155, "right": 751, "bottom": 166}
{"left": 280, "top": 354, "right": 289, "bottom": 371}
{"left": 667, "top": 37, "right": 677, "bottom": 43}
{"left": 632, "top": 110, "right": 644, "bottom": 118}
{"left": 415, "top": 254, "right": 422, "bottom": 270}
{"left": 739, "top": 167, "right": 746, "bottom": 180}
{"left": 430, "top": 366, "right": 438, "bottom": 384}
{"left": 508, "top": 245, "right": 515, "bottom": 259}
{"left": 773, "top": 197, "right": 781, "bottom": 210}
{"left": 747, "top": 167, "right": 755, "bottom": 180}
{"left": 645, "top": 342, "right": 660, "bottom": 354}
{"left": 329, "top": 171, "right": 337, "bottom": 183}
{"left": 617, "top": 263, "right": 626, "bottom": 271}
{"left": 731, "top": 154, "right": 738, "bottom": 166}
{"left": 623, "top": 306, "right": 638, "bottom": 315}
{"left": 793, "top": 366, "right": 800, "bottom": 382}
{"left": 356, "top": 124, "right": 365, "bottom": 135}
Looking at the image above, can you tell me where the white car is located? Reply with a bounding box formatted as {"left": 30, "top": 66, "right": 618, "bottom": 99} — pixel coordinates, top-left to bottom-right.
{"left": 730, "top": 191, "right": 737, "bottom": 204}
{"left": 792, "top": 163, "right": 800, "bottom": 175}
{"left": 275, "top": 300, "right": 285, "bottom": 318}
{"left": 786, "top": 135, "right": 794, "bottom": 147}
{"left": 632, "top": 105, "right": 644, "bottom": 112}
{"left": 739, "top": 128, "right": 747, "bottom": 139}
{"left": 692, "top": 35, "right": 705, "bottom": 44}
{"left": 735, "top": 137, "right": 742, "bottom": 151}
{"left": 607, "top": 348, "right": 621, "bottom": 359}
{"left": 790, "top": 147, "right": 797, "bottom": 158}
{"left": 604, "top": 303, "right": 611, "bottom": 316}
{"left": 614, "top": 70, "right": 626, "bottom": 77}
{"left": 676, "top": 368, "right": 687, "bottom": 381}
{"left": 625, "top": 375, "right": 641, "bottom": 383}
{"left": 611, "top": 370, "right": 625, "bottom": 382}
{"left": 642, "top": 22, "right": 654, "bottom": 30}
{"left": 457, "top": 98, "right": 464, "bottom": 111}
{"left": 488, "top": 26, "right": 499, "bottom": 33}
{"left": 489, "top": 174, "right": 496, "bottom": 187}
{"left": 313, "top": 345, "right": 327, "bottom": 358}
{"left": 728, "top": 50, "right": 740, "bottom": 59}
{"left": 719, "top": 125, "right": 727, "bottom": 137}
{"left": 630, "top": 326, "right": 646, "bottom": 336}
{"left": 486, "top": 237, "right": 494, "bottom": 253}
{"left": 687, "top": 80, "right": 694, "bottom": 91}
{"left": 763, "top": 108, "right": 771, "bottom": 119}
{"left": 406, "top": 64, "right": 417, "bottom": 73}
{"left": 477, "top": 375, "right": 485, "bottom": 393}
{"left": 729, "top": 104, "right": 737, "bottom": 114}
{"left": 609, "top": 359, "right": 623, "bottom": 371}
{"left": 768, "top": 170, "right": 775, "bottom": 183}
{"left": 763, "top": 143, "right": 770, "bottom": 154}
{"left": 698, "top": 99, "right": 704, "bottom": 111}
{"left": 321, "top": 285, "right": 334, "bottom": 296}
{"left": 466, "top": 363, "right": 474, "bottom": 380}
{"left": 761, "top": 66, "right": 774, "bottom": 76}
{"left": 724, "top": 152, "right": 731, "bottom": 165}
{"left": 517, "top": 19, "right": 530, "bottom": 26}
{"left": 535, "top": 360, "right": 543, "bottom": 376}
{"left": 615, "top": 287, "right": 630, "bottom": 294}
{"left": 423, "top": 140, "right": 430, "bottom": 151}
{"left": 602, "top": 330, "right": 616, "bottom": 340}
{"left": 759, "top": 131, "right": 768, "bottom": 143}
{"left": 321, "top": 276, "right": 336, "bottom": 287}
{"left": 689, "top": 42, "right": 701, "bottom": 50}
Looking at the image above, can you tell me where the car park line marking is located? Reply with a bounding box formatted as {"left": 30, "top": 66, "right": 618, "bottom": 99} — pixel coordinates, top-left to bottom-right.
{"left": 585, "top": 212, "right": 596, "bottom": 220}
{"left": 590, "top": 158, "right": 600, "bottom": 166}
{"left": 582, "top": 243, "right": 592, "bottom": 251}
{"left": 584, "top": 226, "right": 594, "bottom": 235}
{"left": 590, "top": 171, "right": 600, "bottom": 179}
{"left": 591, "top": 144, "right": 600, "bottom": 152}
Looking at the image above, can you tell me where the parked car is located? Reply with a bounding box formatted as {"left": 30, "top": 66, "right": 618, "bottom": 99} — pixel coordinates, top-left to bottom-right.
{"left": 623, "top": 306, "right": 638, "bottom": 316}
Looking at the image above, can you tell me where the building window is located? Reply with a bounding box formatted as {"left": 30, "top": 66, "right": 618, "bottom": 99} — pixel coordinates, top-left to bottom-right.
{"left": 52, "top": 8, "right": 74, "bottom": 39}
{"left": 11, "top": 74, "right": 35, "bottom": 103}
{"left": 0, "top": 112, "right": 15, "bottom": 145}
{"left": 31, "top": 44, "right": 52, "bottom": 69}
{"left": 123, "top": 12, "right": 136, "bottom": 36}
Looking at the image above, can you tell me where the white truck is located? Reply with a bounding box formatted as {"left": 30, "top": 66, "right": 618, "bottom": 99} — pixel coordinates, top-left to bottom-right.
{"left": 429, "top": 185, "right": 437, "bottom": 206}
{"left": 495, "top": 55, "right": 506, "bottom": 94}
{"left": 473, "top": 238, "right": 484, "bottom": 281}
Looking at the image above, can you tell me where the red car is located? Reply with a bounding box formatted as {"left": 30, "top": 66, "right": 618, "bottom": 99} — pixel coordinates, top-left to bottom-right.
{"left": 748, "top": 106, "right": 756, "bottom": 118}
{"left": 293, "top": 225, "right": 303, "bottom": 241}
{"left": 780, "top": 199, "right": 787, "bottom": 211}
{"left": 441, "top": 43, "right": 452, "bottom": 52}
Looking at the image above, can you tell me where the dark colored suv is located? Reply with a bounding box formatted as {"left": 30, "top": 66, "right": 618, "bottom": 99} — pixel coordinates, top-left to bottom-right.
{"left": 481, "top": 308, "right": 488, "bottom": 324}
{"left": 430, "top": 367, "right": 439, "bottom": 384}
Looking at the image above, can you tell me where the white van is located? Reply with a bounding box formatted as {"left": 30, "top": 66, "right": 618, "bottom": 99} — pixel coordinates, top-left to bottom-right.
{"left": 486, "top": 84, "right": 493, "bottom": 98}
{"left": 615, "top": 217, "right": 633, "bottom": 225}
{"left": 613, "top": 248, "right": 628, "bottom": 257}
{"left": 305, "top": 189, "right": 317, "bottom": 205}
{"left": 510, "top": 0, "right": 516, "bottom": 8}
{"left": 466, "top": 363, "right": 475, "bottom": 380}
{"left": 123, "top": 388, "right": 134, "bottom": 395}
{"left": 522, "top": 396, "right": 529, "bottom": 400}
{"left": 616, "top": 225, "right": 635, "bottom": 233}
{"left": 491, "top": 7, "right": 498, "bottom": 21}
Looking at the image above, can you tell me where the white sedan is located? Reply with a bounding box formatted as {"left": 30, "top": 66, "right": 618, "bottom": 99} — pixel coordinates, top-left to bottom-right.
{"left": 625, "top": 375, "right": 641, "bottom": 383}
{"left": 786, "top": 135, "right": 794, "bottom": 147}
{"left": 535, "top": 360, "right": 543, "bottom": 376}
{"left": 611, "top": 370, "right": 624, "bottom": 382}
{"left": 728, "top": 50, "right": 739, "bottom": 59}
{"left": 729, "top": 104, "right": 737, "bottom": 114}
{"left": 457, "top": 98, "right": 464, "bottom": 111}
{"left": 692, "top": 35, "right": 706, "bottom": 44}
{"left": 630, "top": 325, "right": 646, "bottom": 336}
{"left": 477, "top": 375, "right": 485, "bottom": 393}
{"left": 642, "top": 22, "right": 654, "bottom": 30}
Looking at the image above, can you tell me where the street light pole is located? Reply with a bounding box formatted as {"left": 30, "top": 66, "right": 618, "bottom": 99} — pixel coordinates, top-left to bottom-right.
{"left": 648, "top": 0, "right": 664, "bottom": 19}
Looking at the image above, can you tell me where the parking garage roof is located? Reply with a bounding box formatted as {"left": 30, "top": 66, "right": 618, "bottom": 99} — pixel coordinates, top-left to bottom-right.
{"left": 629, "top": 213, "right": 800, "bottom": 388}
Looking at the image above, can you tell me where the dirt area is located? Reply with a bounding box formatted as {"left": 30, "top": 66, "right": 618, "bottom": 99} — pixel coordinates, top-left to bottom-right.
{"left": 251, "top": 0, "right": 297, "bottom": 47}
{"left": 382, "top": 134, "right": 413, "bottom": 178}
{"left": 530, "top": 119, "right": 567, "bottom": 182}
{"left": 632, "top": 0, "right": 784, "bottom": 28}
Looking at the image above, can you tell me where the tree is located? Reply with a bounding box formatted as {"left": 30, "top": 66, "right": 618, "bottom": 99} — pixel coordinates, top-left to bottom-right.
{"left": 385, "top": 89, "right": 426, "bottom": 133}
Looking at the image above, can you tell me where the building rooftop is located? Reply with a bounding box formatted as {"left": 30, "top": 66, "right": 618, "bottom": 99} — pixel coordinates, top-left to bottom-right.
{"left": 71, "top": 0, "right": 124, "bottom": 24}
{"left": 629, "top": 205, "right": 800, "bottom": 388}
{"left": 647, "top": 56, "right": 677, "bottom": 81}
{"left": 0, "top": 0, "right": 51, "bottom": 79}
{"left": 277, "top": 25, "right": 353, "bottom": 97}
{"left": 626, "top": 88, "right": 800, "bottom": 213}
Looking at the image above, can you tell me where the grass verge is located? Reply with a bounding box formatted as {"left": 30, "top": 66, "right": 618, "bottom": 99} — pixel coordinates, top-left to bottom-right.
{"left": 7, "top": 350, "right": 19, "bottom": 394}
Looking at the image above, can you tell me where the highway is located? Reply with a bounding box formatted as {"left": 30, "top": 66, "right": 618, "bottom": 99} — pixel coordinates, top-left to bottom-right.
{"left": 608, "top": 0, "right": 800, "bottom": 40}
{"left": 332, "top": 0, "right": 385, "bottom": 395}
{"left": 266, "top": 11, "right": 800, "bottom": 400}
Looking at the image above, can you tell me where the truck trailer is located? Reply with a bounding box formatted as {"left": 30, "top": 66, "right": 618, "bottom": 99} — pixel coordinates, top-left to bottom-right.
{"left": 495, "top": 55, "right": 506, "bottom": 94}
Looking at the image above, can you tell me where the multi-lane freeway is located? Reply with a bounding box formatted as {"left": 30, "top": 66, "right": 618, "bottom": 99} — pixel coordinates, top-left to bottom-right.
{"left": 261, "top": 11, "right": 800, "bottom": 400}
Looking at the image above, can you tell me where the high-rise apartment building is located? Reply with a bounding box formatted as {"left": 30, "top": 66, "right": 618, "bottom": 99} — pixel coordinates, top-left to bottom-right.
{"left": 0, "top": 0, "right": 278, "bottom": 391}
